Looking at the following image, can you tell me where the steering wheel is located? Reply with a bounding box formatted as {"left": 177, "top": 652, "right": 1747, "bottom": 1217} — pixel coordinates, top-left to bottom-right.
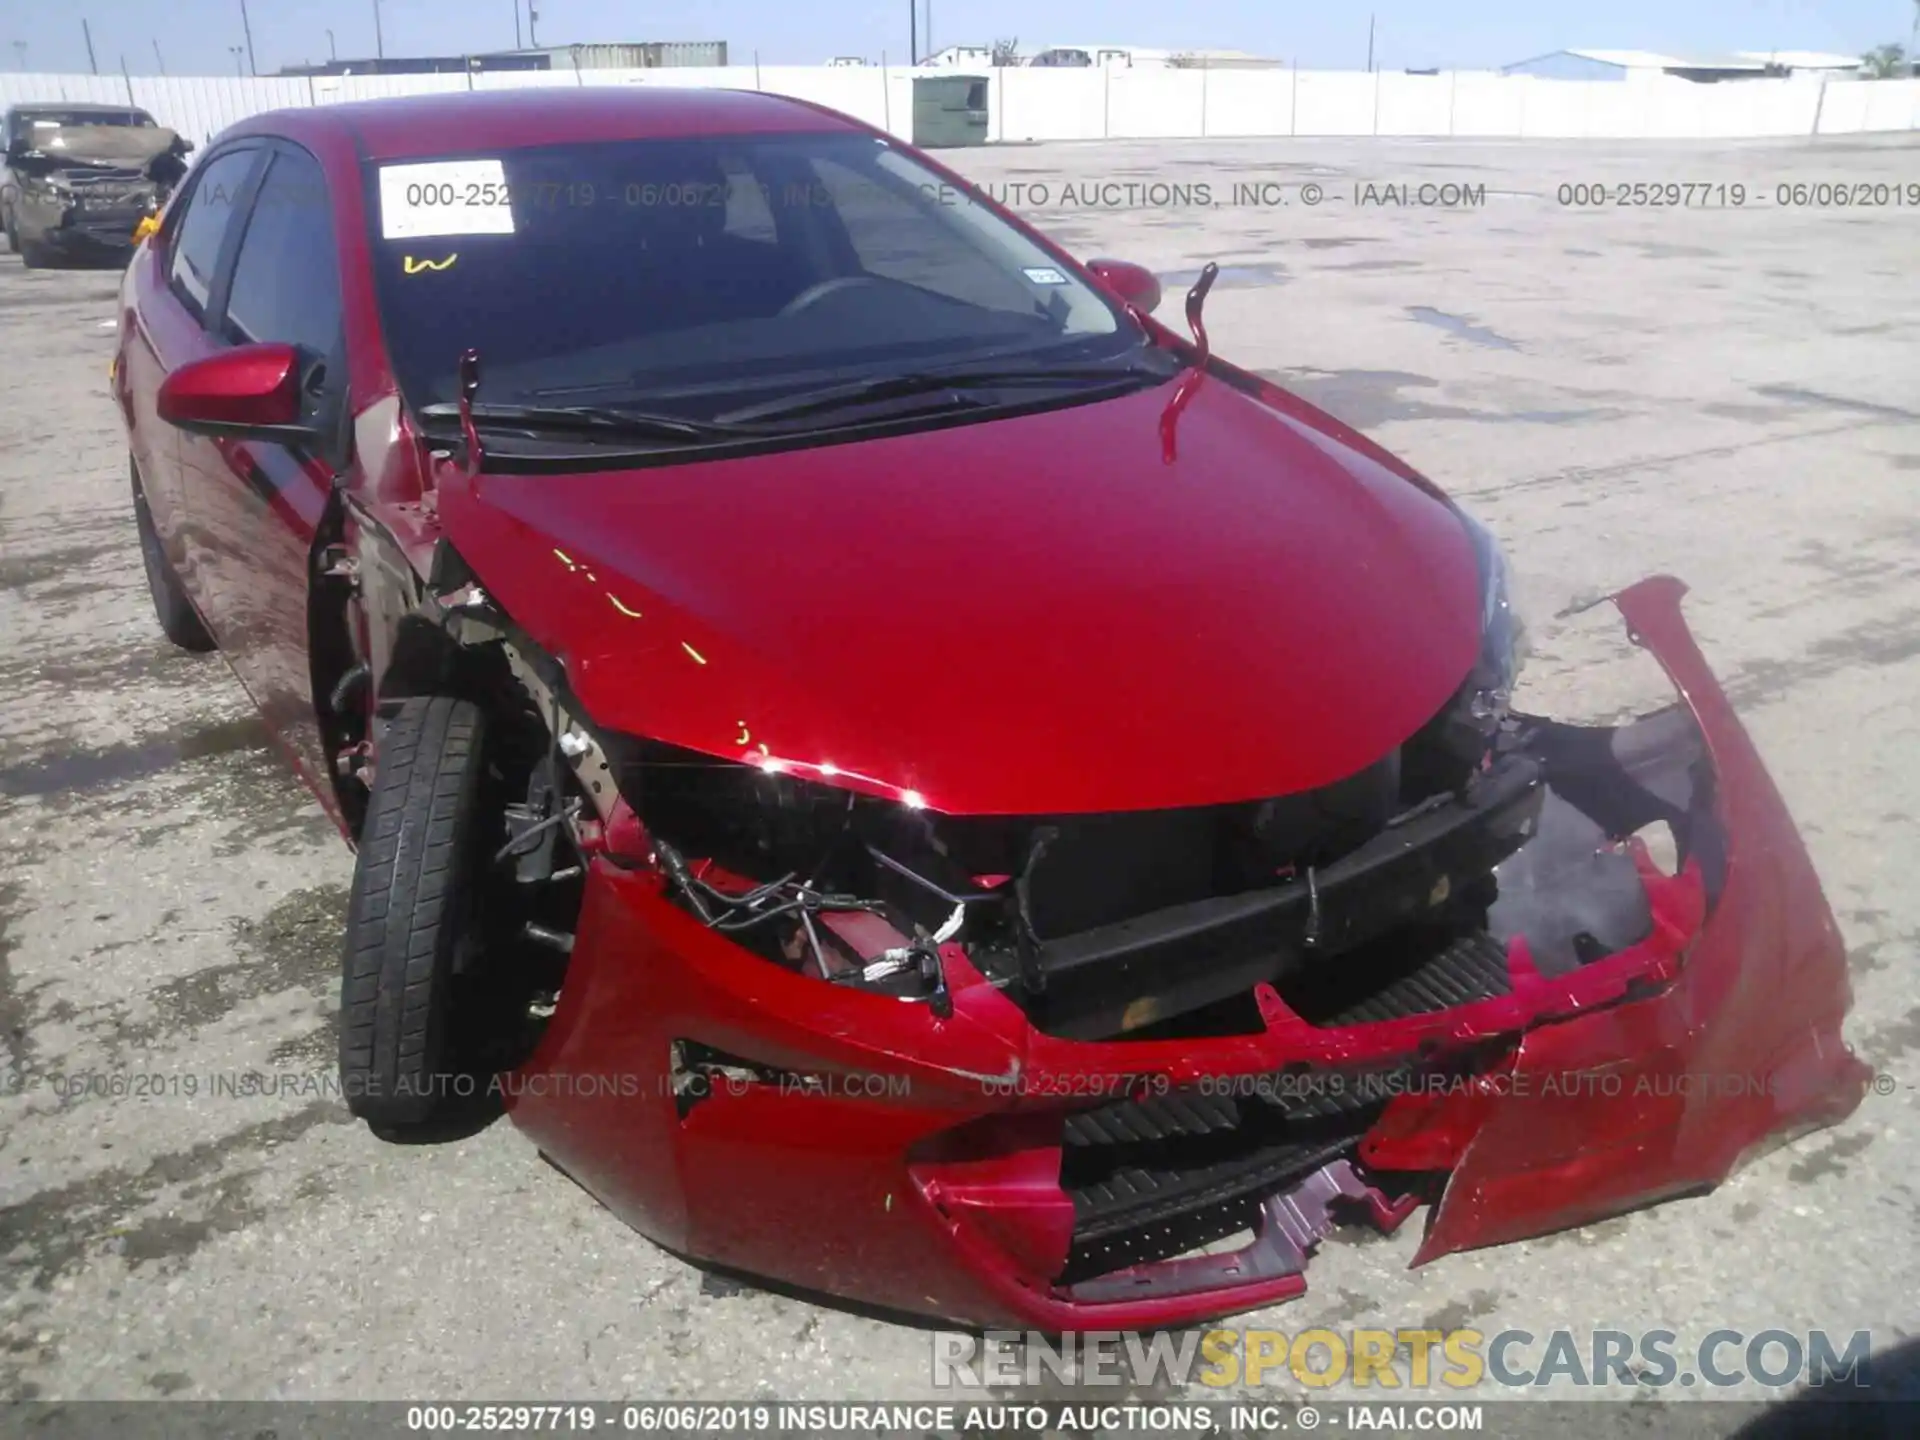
{"left": 779, "top": 275, "right": 890, "bottom": 317}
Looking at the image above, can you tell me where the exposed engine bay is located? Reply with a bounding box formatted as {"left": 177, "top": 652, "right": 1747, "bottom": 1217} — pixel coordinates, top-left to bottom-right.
{"left": 419, "top": 550, "right": 1700, "bottom": 1059}
{"left": 588, "top": 661, "right": 1690, "bottom": 1050}
{"left": 629, "top": 703, "right": 1519, "bottom": 1028}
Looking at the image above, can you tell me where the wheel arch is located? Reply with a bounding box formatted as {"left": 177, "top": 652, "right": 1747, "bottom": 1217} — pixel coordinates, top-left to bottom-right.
{"left": 309, "top": 517, "right": 542, "bottom": 843}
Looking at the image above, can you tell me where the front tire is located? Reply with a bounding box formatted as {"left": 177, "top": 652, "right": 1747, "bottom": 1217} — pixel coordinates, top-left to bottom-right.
{"left": 339, "top": 695, "right": 494, "bottom": 1129}
{"left": 132, "top": 461, "right": 216, "bottom": 652}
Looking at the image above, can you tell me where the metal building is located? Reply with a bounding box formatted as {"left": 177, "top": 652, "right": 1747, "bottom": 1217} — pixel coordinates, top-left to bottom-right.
{"left": 277, "top": 41, "right": 727, "bottom": 78}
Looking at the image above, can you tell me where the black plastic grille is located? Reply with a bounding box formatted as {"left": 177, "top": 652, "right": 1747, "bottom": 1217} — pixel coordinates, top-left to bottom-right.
{"left": 1063, "top": 1090, "right": 1240, "bottom": 1147}
{"left": 1067, "top": 1132, "right": 1365, "bottom": 1246}
{"left": 1281, "top": 927, "right": 1513, "bottom": 1029}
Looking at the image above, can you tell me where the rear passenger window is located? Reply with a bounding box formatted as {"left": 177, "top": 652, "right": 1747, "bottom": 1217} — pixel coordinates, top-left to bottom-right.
{"left": 222, "top": 150, "right": 341, "bottom": 356}
{"left": 168, "top": 149, "right": 259, "bottom": 317}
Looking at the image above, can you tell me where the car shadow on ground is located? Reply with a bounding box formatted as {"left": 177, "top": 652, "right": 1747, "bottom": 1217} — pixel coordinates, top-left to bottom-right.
{"left": 1734, "top": 1335, "right": 1920, "bottom": 1438}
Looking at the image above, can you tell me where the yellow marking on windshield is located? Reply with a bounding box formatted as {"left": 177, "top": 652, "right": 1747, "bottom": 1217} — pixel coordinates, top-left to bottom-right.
{"left": 403, "top": 253, "right": 458, "bottom": 274}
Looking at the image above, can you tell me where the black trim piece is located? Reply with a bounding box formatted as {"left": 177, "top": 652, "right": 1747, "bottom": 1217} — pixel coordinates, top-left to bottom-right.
{"left": 1062, "top": 1070, "right": 1390, "bottom": 1154}
{"left": 1068, "top": 1134, "right": 1363, "bottom": 1248}
{"left": 1055, "top": 1191, "right": 1267, "bottom": 1290}
{"left": 1026, "top": 755, "right": 1544, "bottom": 1040}
{"left": 412, "top": 372, "right": 1172, "bottom": 476}
{"left": 1284, "top": 927, "right": 1513, "bottom": 1028}
{"left": 1064, "top": 1090, "right": 1241, "bottom": 1147}
{"left": 1057, "top": 1064, "right": 1403, "bottom": 1274}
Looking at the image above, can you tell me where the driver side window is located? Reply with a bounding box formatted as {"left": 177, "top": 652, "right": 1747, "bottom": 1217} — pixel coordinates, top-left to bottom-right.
{"left": 166, "top": 147, "right": 260, "bottom": 321}
{"left": 221, "top": 148, "right": 342, "bottom": 359}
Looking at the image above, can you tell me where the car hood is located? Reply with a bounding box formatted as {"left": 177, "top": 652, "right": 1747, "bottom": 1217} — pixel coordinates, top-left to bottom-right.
{"left": 13, "top": 125, "right": 180, "bottom": 168}
{"left": 434, "top": 376, "right": 1482, "bottom": 815}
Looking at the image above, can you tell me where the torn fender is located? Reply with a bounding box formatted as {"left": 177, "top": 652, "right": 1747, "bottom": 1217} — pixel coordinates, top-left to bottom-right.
{"left": 1410, "top": 575, "right": 1872, "bottom": 1263}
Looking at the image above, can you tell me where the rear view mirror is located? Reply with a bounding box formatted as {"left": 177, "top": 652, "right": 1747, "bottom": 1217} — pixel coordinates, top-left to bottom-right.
{"left": 1086, "top": 258, "right": 1163, "bottom": 316}
{"left": 157, "top": 343, "right": 320, "bottom": 446}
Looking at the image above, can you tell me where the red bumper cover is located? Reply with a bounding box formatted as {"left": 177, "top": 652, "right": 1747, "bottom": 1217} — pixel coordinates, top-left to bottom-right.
{"left": 504, "top": 577, "right": 1870, "bottom": 1329}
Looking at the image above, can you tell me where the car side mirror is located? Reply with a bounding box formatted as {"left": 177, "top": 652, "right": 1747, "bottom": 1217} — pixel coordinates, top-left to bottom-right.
{"left": 1086, "top": 258, "right": 1163, "bottom": 316}
{"left": 158, "top": 343, "right": 322, "bottom": 446}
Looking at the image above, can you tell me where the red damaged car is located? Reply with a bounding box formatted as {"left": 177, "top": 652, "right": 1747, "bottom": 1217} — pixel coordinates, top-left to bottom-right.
{"left": 113, "top": 87, "right": 1869, "bottom": 1329}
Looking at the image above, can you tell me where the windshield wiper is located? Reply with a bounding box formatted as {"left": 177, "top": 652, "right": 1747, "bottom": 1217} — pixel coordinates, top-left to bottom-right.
{"left": 417, "top": 401, "right": 757, "bottom": 443}
{"left": 713, "top": 364, "right": 1166, "bottom": 425}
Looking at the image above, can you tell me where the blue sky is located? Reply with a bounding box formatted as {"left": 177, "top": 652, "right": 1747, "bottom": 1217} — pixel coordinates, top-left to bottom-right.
{"left": 4, "top": 0, "right": 1911, "bottom": 76}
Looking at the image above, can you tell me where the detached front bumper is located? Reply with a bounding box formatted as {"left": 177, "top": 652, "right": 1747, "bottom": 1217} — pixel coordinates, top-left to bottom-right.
{"left": 504, "top": 577, "right": 1870, "bottom": 1329}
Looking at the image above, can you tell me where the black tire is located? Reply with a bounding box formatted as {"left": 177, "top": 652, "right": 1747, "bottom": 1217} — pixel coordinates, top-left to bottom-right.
{"left": 18, "top": 236, "right": 52, "bottom": 269}
{"left": 2, "top": 208, "right": 16, "bottom": 254}
{"left": 132, "top": 462, "right": 217, "bottom": 652}
{"left": 339, "top": 695, "right": 493, "bottom": 1129}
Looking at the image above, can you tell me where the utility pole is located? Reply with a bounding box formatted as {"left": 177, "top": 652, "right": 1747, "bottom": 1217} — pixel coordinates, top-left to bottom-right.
{"left": 909, "top": 0, "right": 917, "bottom": 65}
{"left": 1366, "top": 14, "right": 1376, "bottom": 73}
{"left": 152, "top": 39, "right": 165, "bottom": 73}
{"left": 373, "top": 0, "right": 385, "bottom": 59}
{"left": 83, "top": 18, "right": 99, "bottom": 73}
{"left": 239, "top": 0, "right": 256, "bottom": 73}
{"left": 926, "top": 0, "right": 933, "bottom": 61}
{"left": 11, "top": 41, "right": 26, "bottom": 71}
{"left": 230, "top": 45, "right": 245, "bottom": 76}
{"left": 327, "top": 28, "right": 336, "bottom": 59}
{"left": 529, "top": 5, "right": 539, "bottom": 47}
{"left": 513, "top": 0, "right": 523, "bottom": 50}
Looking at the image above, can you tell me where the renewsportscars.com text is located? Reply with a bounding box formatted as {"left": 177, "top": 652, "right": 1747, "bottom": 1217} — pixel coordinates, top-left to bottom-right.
{"left": 932, "top": 1327, "right": 1875, "bottom": 1392}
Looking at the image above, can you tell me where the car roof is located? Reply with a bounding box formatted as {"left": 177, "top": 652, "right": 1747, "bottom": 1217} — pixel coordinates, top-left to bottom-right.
{"left": 245, "top": 87, "right": 864, "bottom": 162}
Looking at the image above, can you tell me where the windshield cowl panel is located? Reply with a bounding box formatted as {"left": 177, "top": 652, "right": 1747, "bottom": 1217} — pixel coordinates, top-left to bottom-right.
{"left": 411, "top": 379, "right": 1176, "bottom": 473}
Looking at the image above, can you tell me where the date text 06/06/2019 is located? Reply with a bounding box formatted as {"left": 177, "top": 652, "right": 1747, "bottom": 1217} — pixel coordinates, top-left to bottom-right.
{"left": 399, "top": 1401, "right": 1488, "bottom": 1433}
{"left": 1558, "top": 181, "right": 1920, "bottom": 208}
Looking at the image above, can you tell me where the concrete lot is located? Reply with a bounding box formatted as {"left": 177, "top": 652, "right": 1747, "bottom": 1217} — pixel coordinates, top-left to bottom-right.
{"left": 1, "top": 134, "right": 1916, "bottom": 1412}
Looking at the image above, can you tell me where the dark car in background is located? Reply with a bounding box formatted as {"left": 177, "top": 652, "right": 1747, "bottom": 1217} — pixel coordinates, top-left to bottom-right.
{"left": 2, "top": 101, "right": 192, "bottom": 267}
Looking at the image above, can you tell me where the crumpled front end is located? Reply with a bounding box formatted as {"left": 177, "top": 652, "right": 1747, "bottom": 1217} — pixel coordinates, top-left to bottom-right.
{"left": 503, "top": 576, "right": 1869, "bottom": 1329}
{"left": 1383, "top": 575, "right": 1871, "bottom": 1263}
{"left": 10, "top": 127, "right": 188, "bottom": 259}
{"left": 14, "top": 170, "right": 158, "bottom": 257}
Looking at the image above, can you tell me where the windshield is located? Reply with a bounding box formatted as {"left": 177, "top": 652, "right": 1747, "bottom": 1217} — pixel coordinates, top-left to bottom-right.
{"left": 363, "top": 131, "right": 1141, "bottom": 425}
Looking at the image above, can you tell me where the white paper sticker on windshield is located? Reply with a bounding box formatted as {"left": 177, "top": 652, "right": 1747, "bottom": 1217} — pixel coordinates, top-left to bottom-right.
{"left": 1023, "top": 266, "right": 1068, "bottom": 285}
{"left": 378, "top": 160, "right": 515, "bottom": 240}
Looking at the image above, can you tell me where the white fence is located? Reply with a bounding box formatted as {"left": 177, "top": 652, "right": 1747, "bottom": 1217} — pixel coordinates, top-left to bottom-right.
{"left": 3, "top": 66, "right": 1917, "bottom": 150}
